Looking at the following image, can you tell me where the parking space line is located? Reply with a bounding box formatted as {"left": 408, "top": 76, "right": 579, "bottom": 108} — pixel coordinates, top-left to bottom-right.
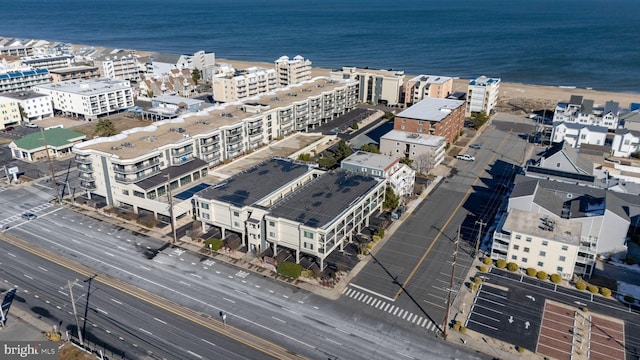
{"left": 470, "top": 312, "right": 501, "bottom": 323}
{"left": 474, "top": 296, "right": 505, "bottom": 307}
{"left": 467, "top": 319, "right": 498, "bottom": 331}
{"left": 471, "top": 303, "right": 504, "bottom": 315}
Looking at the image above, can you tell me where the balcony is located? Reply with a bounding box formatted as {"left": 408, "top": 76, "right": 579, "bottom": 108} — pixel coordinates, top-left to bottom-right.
{"left": 77, "top": 164, "right": 93, "bottom": 173}
{"left": 201, "top": 144, "right": 220, "bottom": 155}
{"left": 78, "top": 173, "right": 95, "bottom": 181}
{"left": 227, "top": 128, "right": 242, "bottom": 137}
{"left": 112, "top": 158, "right": 160, "bottom": 174}
{"left": 79, "top": 181, "right": 96, "bottom": 190}
{"left": 247, "top": 120, "right": 263, "bottom": 129}
{"left": 226, "top": 135, "right": 242, "bottom": 145}
{"left": 75, "top": 155, "right": 92, "bottom": 164}
{"left": 171, "top": 146, "right": 194, "bottom": 156}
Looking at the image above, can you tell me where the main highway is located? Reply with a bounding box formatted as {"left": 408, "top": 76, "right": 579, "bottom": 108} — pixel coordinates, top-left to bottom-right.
{"left": 0, "top": 184, "right": 487, "bottom": 359}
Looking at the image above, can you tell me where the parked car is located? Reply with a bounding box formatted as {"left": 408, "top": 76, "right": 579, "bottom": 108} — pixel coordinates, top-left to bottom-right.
{"left": 456, "top": 154, "right": 475, "bottom": 161}
{"left": 2, "top": 126, "right": 15, "bottom": 132}
{"left": 25, "top": 123, "right": 38, "bottom": 128}
{"left": 21, "top": 212, "right": 37, "bottom": 220}
{"left": 469, "top": 143, "right": 482, "bottom": 149}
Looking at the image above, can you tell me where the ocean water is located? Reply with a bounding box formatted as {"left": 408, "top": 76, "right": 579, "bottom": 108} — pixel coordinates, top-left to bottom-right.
{"left": 1, "top": 0, "right": 639, "bottom": 92}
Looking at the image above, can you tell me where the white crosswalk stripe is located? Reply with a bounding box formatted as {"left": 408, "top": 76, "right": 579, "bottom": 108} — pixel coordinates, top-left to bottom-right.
{"left": 341, "top": 286, "right": 438, "bottom": 332}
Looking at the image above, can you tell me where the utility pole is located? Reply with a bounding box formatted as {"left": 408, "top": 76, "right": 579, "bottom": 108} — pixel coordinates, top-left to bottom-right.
{"left": 443, "top": 225, "right": 460, "bottom": 340}
{"left": 165, "top": 173, "right": 177, "bottom": 244}
{"left": 41, "top": 128, "right": 61, "bottom": 203}
{"left": 475, "top": 219, "right": 486, "bottom": 258}
{"left": 67, "top": 280, "right": 83, "bottom": 345}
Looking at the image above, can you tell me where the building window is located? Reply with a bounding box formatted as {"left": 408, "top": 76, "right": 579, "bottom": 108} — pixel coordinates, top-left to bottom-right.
{"left": 304, "top": 242, "right": 314, "bottom": 250}
{"left": 561, "top": 245, "right": 568, "bottom": 251}
{"left": 511, "top": 255, "right": 517, "bottom": 260}
{"left": 303, "top": 231, "right": 313, "bottom": 239}
{"left": 539, "top": 251, "right": 546, "bottom": 257}
{"left": 122, "top": 189, "right": 129, "bottom": 195}
{"left": 522, "top": 258, "right": 528, "bottom": 263}
{"left": 526, "top": 237, "right": 532, "bottom": 242}
{"left": 133, "top": 191, "right": 144, "bottom": 198}
{"left": 537, "top": 261, "right": 544, "bottom": 267}
{"left": 559, "top": 256, "right": 566, "bottom": 262}
{"left": 269, "top": 232, "right": 275, "bottom": 237}
{"left": 557, "top": 266, "right": 563, "bottom": 272}
{"left": 556, "top": 162, "right": 561, "bottom": 167}
{"left": 234, "top": 221, "right": 240, "bottom": 227}
{"left": 515, "top": 235, "right": 521, "bottom": 240}
{"left": 201, "top": 203, "right": 209, "bottom": 210}
{"left": 233, "top": 211, "right": 239, "bottom": 217}
{"left": 201, "top": 213, "right": 210, "bottom": 220}
{"left": 269, "top": 221, "right": 275, "bottom": 227}
{"left": 542, "top": 241, "right": 548, "bottom": 246}
{"left": 513, "top": 245, "right": 519, "bottom": 250}
{"left": 524, "top": 247, "right": 530, "bottom": 253}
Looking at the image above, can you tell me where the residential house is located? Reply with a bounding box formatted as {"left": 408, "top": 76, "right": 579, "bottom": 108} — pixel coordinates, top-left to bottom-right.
{"left": 525, "top": 141, "right": 595, "bottom": 185}
{"left": 550, "top": 122, "right": 608, "bottom": 148}
{"left": 379, "top": 130, "right": 446, "bottom": 173}
{"left": 611, "top": 129, "right": 640, "bottom": 158}
{"left": 553, "top": 95, "right": 622, "bottom": 130}
{"left": 146, "top": 53, "right": 192, "bottom": 78}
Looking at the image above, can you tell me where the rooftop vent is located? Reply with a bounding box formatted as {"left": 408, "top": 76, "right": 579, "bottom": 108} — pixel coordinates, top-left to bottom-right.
{"left": 197, "top": 119, "right": 210, "bottom": 125}
{"left": 270, "top": 97, "right": 282, "bottom": 102}
{"left": 170, "top": 127, "right": 186, "bottom": 133}
{"left": 540, "top": 217, "right": 555, "bottom": 231}
{"left": 121, "top": 142, "right": 135, "bottom": 148}
{"left": 110, "top": 146, "right": 121, "bottom": 151}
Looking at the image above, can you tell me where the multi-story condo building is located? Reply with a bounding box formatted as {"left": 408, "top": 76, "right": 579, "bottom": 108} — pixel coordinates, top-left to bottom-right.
{"left": 550, "top": 122, "right": 608, "bottom": 148}
{"left": 146, "top": 53, "right": 192, "bottom": 78}
{"left": 48, "top": 42, "right": 74, "bottom": 56}
{"left": 0, "top": 91, "right": 53, "bottom": 121}
{"left": 49, "top": 66, "right": 101, "bottom": 82}
{"left": 194, "top": 157, "right": 386, "bottom": 271}
{"left": 71, "top": 77, "right": 359, "bottom": 217}
{"left": 20, "top": 54, "right": 74, "bottom": 70}
{"left": 274, "top": 55, "right": 312, "bottom": 87}
{"left": 212, "top": 67, "right": 279, "bottom": 103}
{"left": 0, "top": 96, "right": 21, "bottom": 129}
{"left": 331, "top": 66, "right": 405, "bottom": 106}
{"left": 403, "top": 75, "right": 453, "bottom": 107}
{"left": 553, "top": 95, "right": 622, "bottom": 130}
{"left": 0, "top": 38, "right": 33, "bottom": 57}
{"left": 379, "top": 130, "right": 446, "bottom": 173}
{"left": 393, "top": 97, "right": 466, "bottom": 145}
{"left": 93, "top": 53, "right": 140, "bottom": 81}
{"left": 491, "top": 174, "right": 638, "bottom": 277}
{"left": 191, "top": 50, "right": 216, "bottom": 82}
{"left": 466, "top": 76, "right": 500, "bottom": 115}
{"left": 33, "top": 79, "right": 134, "bottom": 120}
{"left": 0, "top": 61, "right": 50, "bottom": 94}
{"left": 491, "top": 208, "right": 582, "bottom": 279}
{"left": 341, "top": 151, "right": 416, "bottom": 197}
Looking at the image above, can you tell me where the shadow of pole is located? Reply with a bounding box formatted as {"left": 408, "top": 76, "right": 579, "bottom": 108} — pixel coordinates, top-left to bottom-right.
{"left": 368, "top": 251, "right": 445, "bottom": 337}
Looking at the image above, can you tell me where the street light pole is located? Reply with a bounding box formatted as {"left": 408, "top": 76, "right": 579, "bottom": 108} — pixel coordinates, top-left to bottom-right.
{"left": 165, "top": 173, "right": 177, "bottom": 244}
{"left": 443, "top": 225, "right": 460, "bottom": 340}
{"left": 475, "top": 219, "right": 486, "bottom": 258}
{"left": 67, "top": 280, "right": 83, "bottom": 345}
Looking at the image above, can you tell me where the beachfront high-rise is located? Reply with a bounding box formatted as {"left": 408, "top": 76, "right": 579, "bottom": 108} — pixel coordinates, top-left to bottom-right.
{"left": 212, "top": 67, "right": 279, "bottom": 103}
{"left": 0, "top": 60, "right": 51, "bottom": 94}
{"left": 274, "top": 55, "right": 312, "bottom": 86}
{"left": 93, "top": 52, "right": 141, "bottom": 81}
{"left": 466, "top": 76, "right": 500, "bottom": 116}
{"left": 403, "top": 75, "right": 453, "bottom": 107}
{"left": 330, "top": 66, "right": 405, "bottom": 107}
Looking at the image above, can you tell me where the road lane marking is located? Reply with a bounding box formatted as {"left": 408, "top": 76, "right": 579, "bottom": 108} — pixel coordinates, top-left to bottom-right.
{"left": 140, "top": 266, "right": 151, "bottom": 271}
{"left": 7, "top": 253, "right": 16, "bottom": 257}
{"left": 325, "top": 338, "right": 342, "bottom": 346}
{"left": 471, "top": 311, "right": 500, "bottom": 323}
{"left": 179, "top": 281, "right": 191, "bottom": 286}
{"left": 394, "top": 130, "right": 513, "bottom": 300}
{"left": 187, "top": 350, "right": 202, "bottom": 359}
{"left": 154, "top": 317, "right": 167, "bottom": 324}
{"left": 190, "top": 274, "right": 202, "bottom": 279}
{"left": 335, "top": 327, "right": 349, "bottom": 334}
{"left": 111, "top": 298, "right": 122, "bottom": 305}
{"left": 96, "top": 308, "right": 108, "bottom": 315}
{"left": 24, "top": 274, "right": 33, "bottom": 280}
{"left": 139, "top": 328, "right": 152, "bottom": 335}
{"left": 272, "top": 316, "right": 286, "bottom": 323}
{"left": 104, "top": 252, "right": 114, "bottom": 257}
{"left": 223, "top": 297, "right": 235, "bottom": 304}
{"left": 117, "top": 246, "right": 127, "bottom": 251}
{"left": 201, "top": 338, "right": 217, "bottom": 347}
{"left": 383, "top": 303, "right": 390, "bottom": 311}
{"left": 393, "top": 307, "right": 399, "bottom": 315}
{"left": 38, "top": 266, "right": 48, "bottom": 272}
{"left": 349, "top": 284, "right": 395, "bottom": 302}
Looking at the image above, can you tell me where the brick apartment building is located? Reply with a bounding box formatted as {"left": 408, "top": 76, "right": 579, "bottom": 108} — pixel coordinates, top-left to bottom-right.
{"left": 393, "top": 97, "right": 466, "bottom": 144}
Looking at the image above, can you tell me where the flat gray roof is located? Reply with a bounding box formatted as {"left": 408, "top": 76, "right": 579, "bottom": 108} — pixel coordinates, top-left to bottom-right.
{"left": 49, "top": 65, "right": 98, "bottom": 74}
{"left": 153, "top": 95, "right": 204, "bottom": 107}
{"left": 0, "top": 91, "right": 48, "bottom": 100}
{"left": 196, "top": 158, "right": 313, "bottom": 207}
{"left": 381, "top": 130, "right": 445, "bottom": 147}
{"left": 35, "top": 78, "right": 131, "bottom": 95}
{"left": 396, "top": 97, "right": 465, "bottom": 122}
{"left": 269, "top": 169, "right": 382, "bottom": 229}
{"left": 503, "top": 208, "right": 581, "bottom": 246}
{"left": 341, "top": 151, "right": 397, "bottom": 171}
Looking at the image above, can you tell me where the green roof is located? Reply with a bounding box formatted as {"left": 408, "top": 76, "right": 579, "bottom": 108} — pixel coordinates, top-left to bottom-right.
{"left": 13, "top": 128, "right": 86, "bottom": 151}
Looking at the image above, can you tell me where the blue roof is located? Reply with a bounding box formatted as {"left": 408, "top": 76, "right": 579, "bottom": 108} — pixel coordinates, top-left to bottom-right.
{"left": 0, "top": 74, "right": 8, "bottom": 79}
{"left": 175, "top": 183, "right": 211, "bottom": 200}
{"left": 631, "top": 103, "right": 640, "bottom": 112}
{"left": 21, "top": 70, "right": 35, "bottom": 76}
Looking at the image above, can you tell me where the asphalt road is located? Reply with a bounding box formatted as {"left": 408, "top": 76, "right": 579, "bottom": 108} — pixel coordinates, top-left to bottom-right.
{"left": 349, "top": 115, "right": 535, "bottom": 337}
{"left": 0, "top": 187, "right": 489, "bottom": 360}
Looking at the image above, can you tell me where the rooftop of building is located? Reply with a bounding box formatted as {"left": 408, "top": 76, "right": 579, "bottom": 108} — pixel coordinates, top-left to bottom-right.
{"left": 395, "top": 97, "right": 465, "bottom": 122}
{"left": 341, "top": 151, "right": 398, "bottom": 171}
{"left": 49, "top": 65, "right": 99, "bottom": 74}
{"left": 269, "top": 169, "right": 383, "bottom": 229}
{"left": 152, "top": 95, "right": 204, "bottom": 106}
{"left": 503, "top": 208, "right": 581, "bottom": 246}
{"left": 554, "top": 121, "right": 608, "bottom": 133}
{"left": 195, "top": 158, "right": 314, "bottom": 207}
{"left": 34, "top": 78, "right": 131, "bottom": 95}
{"left": 0, "top": 91, "right": 49, "bottom": 101}
{"left": 21, "top": 54, "right": 73, "bottom": 61}
{"left": 275, "top": 55, "right": 310, "bottom": 64}
{"left": 408, "top": 74, "right": 452, "bottom": 84}
{"left": 469, "top": 76, "right": 500, "bottom": 86}
{"left": 12, "top": 127, "right": 85, "bottom": 150}
{"left": 380, "top": 130, "right": 446, "bottom": 147}
{"left": 0, "top": 66, "right": 49, "bottom": 78}
{"left": 134, "top": 158, "right": 208, "bottom": 191}
{"left": 333, "top": 66, "right": 404, "bottom": 78}
{"left": 74, "top": 77, "right": 356, "bottom": 159}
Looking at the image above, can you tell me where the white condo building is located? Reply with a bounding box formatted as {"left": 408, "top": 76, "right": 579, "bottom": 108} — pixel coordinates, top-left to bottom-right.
{"left": 21, "top": 54, "right": 74, "bottom": 70}
{"left": 93, "top": 54, "right": 141, "bottom": 81}
{"left": 380, "top": 130, "right": 446, "bottom": 173}
{"left": 0, "top": 91, "right": 53, "bottom": 121}
{"left": 71, "top": 77, "right": 359, "bottom": 219}
{"left": 274, "top": 55, "right": 312, "bottom": 86}
{"left": 331, "top": 66, "right": 405, "bottom": 106}
{"left": 33, "top": 79, "right": 134, "bottom": 120}
{"left": 212, "top": 67, "right": 279, "bottom": 103}
{"left": 466, "top": 76, "right": 500, "bottom": 115}
{"left": 0, "top": 97, "right": 21, "bottom": 129}
{"left": 0, "top": 60, "right": 50, "bottom": 94}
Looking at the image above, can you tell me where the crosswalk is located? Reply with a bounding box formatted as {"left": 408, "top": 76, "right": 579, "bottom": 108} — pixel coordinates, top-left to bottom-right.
{"left": 342, "top": 287, "right": 439, "bottom": 332}
{"left": 0, "top": 203, "right": 54, "bottom": 227}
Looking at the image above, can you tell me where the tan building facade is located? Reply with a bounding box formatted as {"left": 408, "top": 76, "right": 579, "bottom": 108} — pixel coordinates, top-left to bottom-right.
{"left": 393, "top": 97, "right": 465, "bottom": 144}
{"left": 0, "top": 97, "right": 20, "bottom": 129}
{"left": 403, "top": 75, "right": 453, "bottom": 107}
{"left": 49, "top": 66, "right": 100, "bottom": 82}
{"left": 274, "top": 55, "right": 312, "bottom": 86}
